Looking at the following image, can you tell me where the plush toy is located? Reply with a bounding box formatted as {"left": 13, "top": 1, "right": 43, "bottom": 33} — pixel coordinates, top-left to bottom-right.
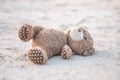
{"left": 18, "top": 24, "right": 94, "bottom": 64}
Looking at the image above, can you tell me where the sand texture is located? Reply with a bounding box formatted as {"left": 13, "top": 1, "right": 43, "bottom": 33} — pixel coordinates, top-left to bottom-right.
{"left": 0, "top": 0, "right": 120, "bottom": 80}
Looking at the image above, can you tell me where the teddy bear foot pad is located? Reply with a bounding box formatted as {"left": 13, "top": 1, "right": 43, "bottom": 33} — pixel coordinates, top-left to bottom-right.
{"left": 28, "top": 47, "right": 48, "bottom": 64}
{"left": 18, "top": 24, "right": 33, "bottom": 42}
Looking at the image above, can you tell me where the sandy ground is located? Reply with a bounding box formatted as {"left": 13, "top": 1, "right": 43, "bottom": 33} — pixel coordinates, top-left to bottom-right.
{"left": 0, "top": 0, "right": 120, "bottom": 80}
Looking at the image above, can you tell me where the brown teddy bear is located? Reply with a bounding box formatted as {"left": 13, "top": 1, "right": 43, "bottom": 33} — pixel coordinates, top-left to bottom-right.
{"left": 18, "top": 24, "right": 94, "bottom": 64}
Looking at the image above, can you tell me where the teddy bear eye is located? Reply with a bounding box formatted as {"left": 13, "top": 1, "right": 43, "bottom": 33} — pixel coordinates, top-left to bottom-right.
{"left": 84, "top": 37, "right": 87, "bottom": 40}
{"left": 78, "top": 29, "right": 81, "bottom": 32}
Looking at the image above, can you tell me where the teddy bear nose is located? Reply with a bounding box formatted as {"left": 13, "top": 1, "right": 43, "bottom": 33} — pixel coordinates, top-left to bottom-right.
{"left": 78, "top": 29, "right": 81, "bottom": 32}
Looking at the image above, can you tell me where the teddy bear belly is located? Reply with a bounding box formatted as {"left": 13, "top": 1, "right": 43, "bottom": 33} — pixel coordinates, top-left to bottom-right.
{"left": 32, "top": 29, "right": 67, "bottom": 57}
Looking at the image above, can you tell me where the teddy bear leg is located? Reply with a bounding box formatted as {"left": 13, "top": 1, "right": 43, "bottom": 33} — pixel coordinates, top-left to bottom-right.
{"left": 61, "top": 45, "right": 73, "bottom": 59}
{"left": 18, "top": 24, "right": 33, "bottom": 42}
{"left": 28, "top": 47, "right": 48, "bottom": 64}
{"left": 82, "top": 48, "right": 95, "bottom": 56}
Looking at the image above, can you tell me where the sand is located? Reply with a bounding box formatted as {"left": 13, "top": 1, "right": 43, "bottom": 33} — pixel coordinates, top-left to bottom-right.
{"left": 0, "top": 0, "right": 120, "bottom": 80}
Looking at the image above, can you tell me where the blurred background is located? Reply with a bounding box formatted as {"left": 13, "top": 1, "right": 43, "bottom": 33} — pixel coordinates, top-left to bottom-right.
{"left": 0, "top": 0, "right": 120, "bottom": 80}
{"left": 0, "top": 0, "right": 119, "bottom": 30}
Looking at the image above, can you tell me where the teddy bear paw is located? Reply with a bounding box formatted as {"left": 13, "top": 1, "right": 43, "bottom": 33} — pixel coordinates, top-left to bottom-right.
{"left": 18, "top": 24, "right": 33, "bottom": 42}
{"left": 61, "top": 45, "right": 72, "bottom": 59}
{"left": 28, "top": 47, "right": 48, "bottom": 64}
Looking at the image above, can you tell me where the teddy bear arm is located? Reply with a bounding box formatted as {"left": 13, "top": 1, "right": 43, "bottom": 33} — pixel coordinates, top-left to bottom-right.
{"left": 61, "top": 44, "right": 73, "bottom": 59}
{"left": 32, "top": 26, "right": 43, "bottom": 37}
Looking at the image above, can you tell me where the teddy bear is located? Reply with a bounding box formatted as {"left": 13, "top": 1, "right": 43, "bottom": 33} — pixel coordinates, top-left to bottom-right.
{"left": 18, "top": 24, "right": 94, "bottom": 64}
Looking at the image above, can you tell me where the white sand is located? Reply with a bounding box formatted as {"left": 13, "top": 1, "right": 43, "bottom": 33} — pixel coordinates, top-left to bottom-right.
{"left": 0, "top": 0, "right": 120, "bottom": 80}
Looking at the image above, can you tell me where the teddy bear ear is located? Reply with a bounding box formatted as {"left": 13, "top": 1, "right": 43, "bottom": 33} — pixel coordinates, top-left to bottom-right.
{"left": 22, "top": 23, "right": 32, "bottom": 27}
{"left": 70, "top": 27, "right": 84, "bottom": 41}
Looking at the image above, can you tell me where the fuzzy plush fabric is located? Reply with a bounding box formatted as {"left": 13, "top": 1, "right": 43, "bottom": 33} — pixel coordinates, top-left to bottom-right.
{"left": 18, "top": 24, "right": 94, "bottom": 64}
